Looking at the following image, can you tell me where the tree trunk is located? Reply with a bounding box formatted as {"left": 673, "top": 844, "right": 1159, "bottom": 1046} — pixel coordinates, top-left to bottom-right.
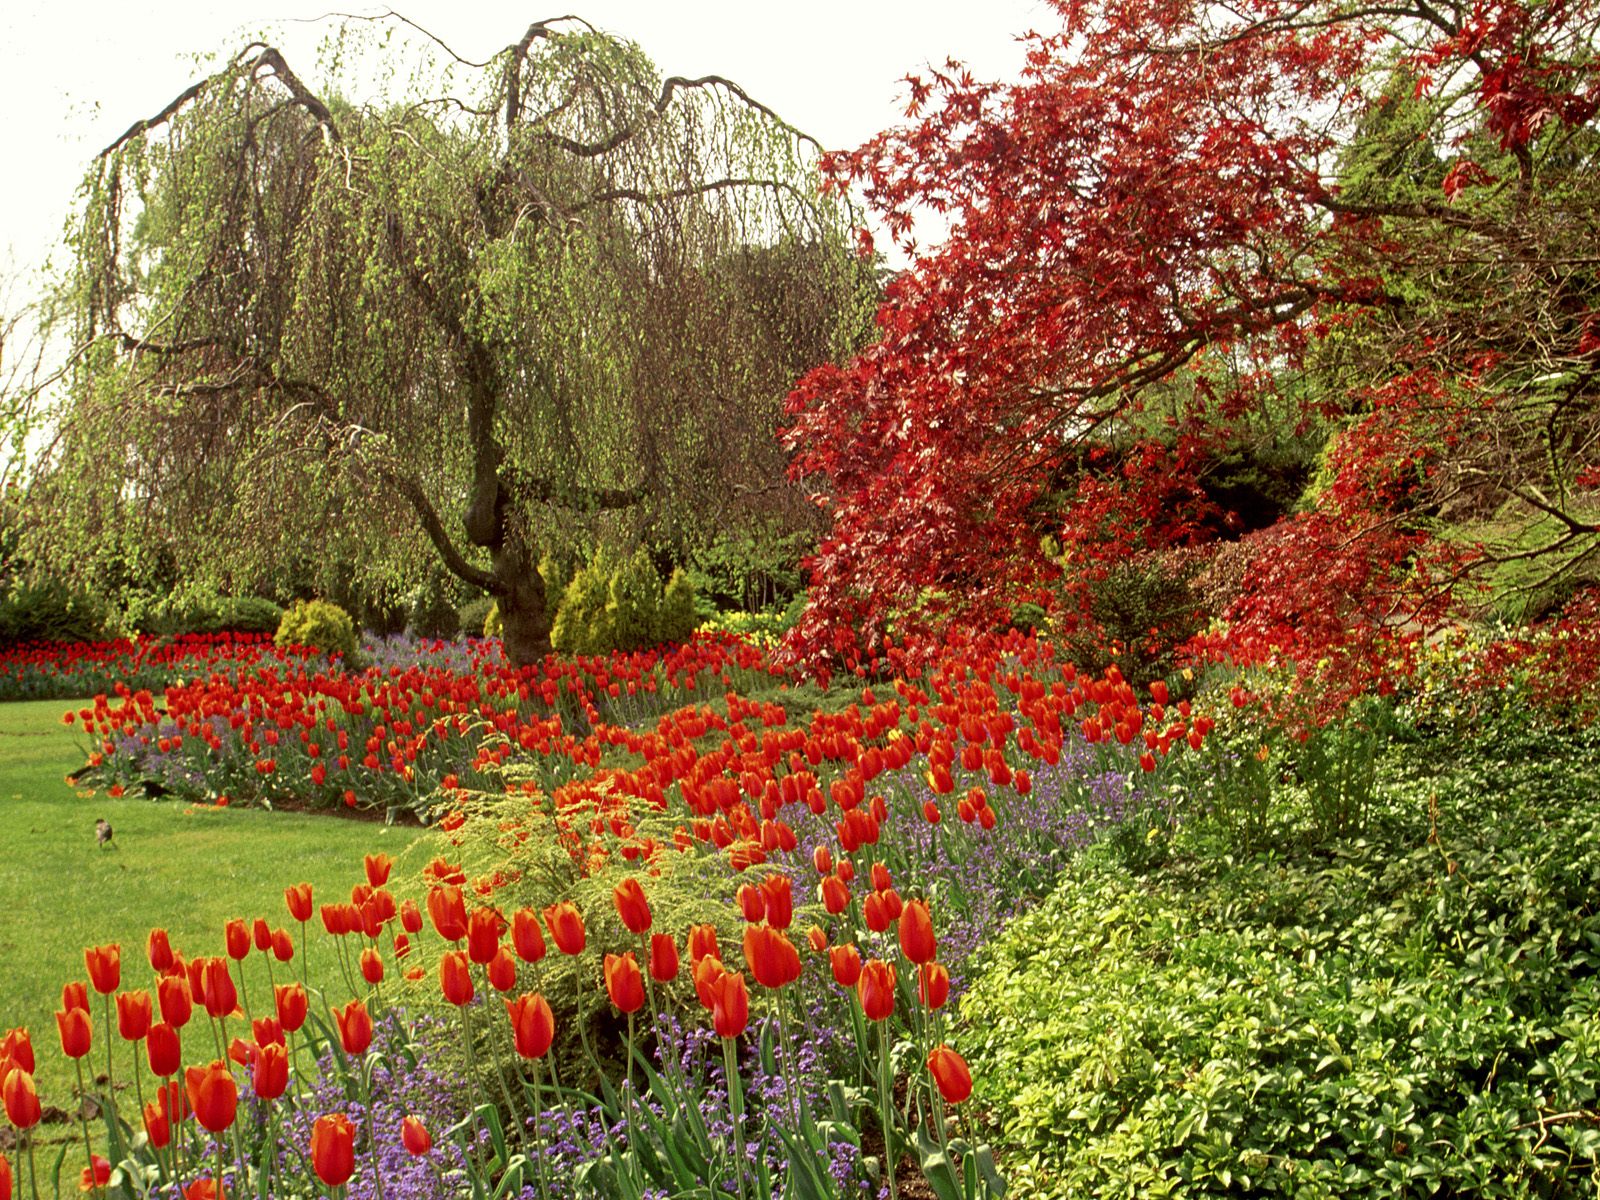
{"left": 493, "top": 544, "right": 553, "bottom": 668}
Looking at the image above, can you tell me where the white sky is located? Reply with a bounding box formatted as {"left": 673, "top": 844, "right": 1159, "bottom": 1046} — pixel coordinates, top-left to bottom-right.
{"left": 0, "top": 1, "right": 1060, "bottom": 297}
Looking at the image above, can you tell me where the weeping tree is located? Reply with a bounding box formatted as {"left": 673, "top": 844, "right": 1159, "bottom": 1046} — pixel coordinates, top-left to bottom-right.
{"left": 27, "top": 15, "right": 872, "bottom": 663}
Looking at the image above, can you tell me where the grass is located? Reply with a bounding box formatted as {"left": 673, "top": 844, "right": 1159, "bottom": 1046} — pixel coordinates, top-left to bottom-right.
{"left": 0, "top": 698, "right": 437, "bottom": 1133}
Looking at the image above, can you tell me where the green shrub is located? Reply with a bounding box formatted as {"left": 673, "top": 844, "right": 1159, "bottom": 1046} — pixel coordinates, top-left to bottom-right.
{"left": 458, "top": 595, "right": 494, "bottom": 640}
{"left": 483, "top": 601, "right": 502, "bottom": 639}
{"left": 274, "top": 598, "right": 359, "bottom": 662}
{"left": 963, "top": 723, "right": 1600, "bottom": 1199}
{"left": 408, "top": 573, "right": 461, "bottom": 641}
{"left": 660, "top": 568, "right": 699, "bottom": 645}
{"left": 696, "top": 595, "right": 802, "bottom": 647}
{"left": 548, "top": 551, "right": 698, "bottom": 655}
{"left": 1052, "top": 551, "right": 1205, "bottom": 685}
{"left": 551, "top": 557, "right": 613, "bottom": 656}
{"left": 136, "top": 594, "right": 284, "bottom": 636}
{"left": 607, "top": 547, "right": 666, "bottom": 651}
{"left": 0, "top": 581, "right": 109, "bottom": 645}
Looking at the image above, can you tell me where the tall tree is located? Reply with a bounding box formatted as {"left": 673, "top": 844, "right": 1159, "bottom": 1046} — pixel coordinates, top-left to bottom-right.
{"left": 29, "top": 16, "right": 872, "bottom": 663}
{"left": 783, "top": 0, "right": 1600, "bottom": 679}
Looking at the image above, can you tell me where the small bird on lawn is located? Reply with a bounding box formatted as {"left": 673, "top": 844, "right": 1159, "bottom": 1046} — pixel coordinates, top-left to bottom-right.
{"left": 95, "top": 818, "right": 115, "bottom": 850}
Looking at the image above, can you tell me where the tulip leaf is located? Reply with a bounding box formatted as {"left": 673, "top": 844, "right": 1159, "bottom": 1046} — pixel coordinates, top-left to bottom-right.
{"left": 914, "top": 1124, "right": 964, "bottom": 1200}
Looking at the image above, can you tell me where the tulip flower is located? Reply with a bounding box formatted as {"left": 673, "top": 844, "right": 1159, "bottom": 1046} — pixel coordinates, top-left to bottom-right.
{"left": 359, "top": 948, "right": 384, "bottom": 985}
{"left": 200, "top": 958, "right": 237, "bottom": 1019}
{"left": 143, "top": 1097, "right": 172, "bottom": 1149}
{"left": 85, "top": 944, "right": 120, "bottom": 995}
{"left": 870, "top": 863, "right": 893, "bottom": 893}
{"left": 334, "top": 999, "right": 373, "bottom": 1056}
{"left": 364, "top": 853, "right": 394, "bottom": 887}
{"left": 439, "top": 951, "right": 474, "bottom": 1007}
{"left": 310, "top": 1112, "right": 356, "bottom": 1187}
{"left": 511, "top": 908, "right": 546, "bottom": 963}
{"left": 1, "top": 1030, "right": 34, "bottom": 1075}
{"left": 224, "top": 919, "right": 250, "bottom": 961}
{"left": 863, "top": 891, "right": 891, "bottom": 933}
{"left": 898, "top": 899, "right": 937, "bottom": 965}
{"left": 2, "top": 1069, "right": 39, "bottom": 1128}
{"left": 687, "top": 924, "right": 719, "bottom": 966}
{"left": 543, "top": 902, "right": 585, "bottom": 955}
{"left": 812, "top": 845, "right": 833, "bottom": 875}
{"left": 465, "top": 907, "right": 504, "bottom": 965}
{"left": 285, "top": 883, "right": 314, "bottom": 923}
{"left": 820, "top": 875, "right": 850, "bottom": 914}
{"left": 505, "top": 993, "right": 555, "bottom": 1059}
{"left": 185, "top": 1061, "right": 238, "bottom": 1132}
{"left": 918, "top": 961, "right": 950, "bottom": 1010}
{"left": 604, "top": 952, "right": 646, "bottom": 1014}
{"left": 926, "top": 1044, "right": 973, "bottom": 1104}
{"left": 709, "top": 970, "right": 749, "bottom": 1039}
{"left": 399, "top": 898, "right": 423, "bottom": 935}
{"left": 612, "top": 878, "right": 652, "bottom": 934}
{"left": 56, "top": 1008, "right": 92, "bottom": 1059}
{"left": 158, "top": 976, "right": 192, "bottom": 1029}
{"left": 183, "top": 1182, "right": 222, "bottom": 1200}
{"left": 401, "top": 1115, "right": 432, "bottom": 1156}
{"left": 251, "top": 1015, "right": 284, "bottom": 1048}
{"left": 253, "top": 1043, "right": 289, "bottom": 1101}
{"left": 736, "top": 883, "right": 765, "bottom": 923}
{"left": 427, "top": 886, "right": 468, "bottom": 942}
{"left": 274, "top": 983, "right": 307, "bottom": 1033}
{"left": 147, "top": 928, "right": 175, "bottom": 973}
{"left": 146, "top": 1023, "right": 181, "bottom": 1077}
{"left": 829, "top": 943, "right": 863, "bottom": 988}
{"left": 116, "top": 990, "right": 153, "bottom": 1042}
{"left": 758, "top": 874, "right": 794, "bottom": 929}
{"left": 648, "top": 933, "right": 679, "bottom": 982}
{"left": 0, "top": 1152, "right": 11, "bottom": 1200}
{"left": 487, "top": 947, "right": 517, "bottom": 992}
{"left": 79, "top": 1154, "right": 111, "bottom": 1193}
{"left": 857, "top": 959, "right": 896, "bottom": 1021}
{"left": 806, "top": 925, "right": 828, "bottom": 954}
{"left": 742, "top": 925, "right": 801, "bottom": 990}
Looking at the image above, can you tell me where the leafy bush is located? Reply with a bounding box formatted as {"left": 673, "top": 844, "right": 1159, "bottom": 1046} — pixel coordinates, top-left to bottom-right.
{"left": 660, "top": 567, "right": 698, "bottom": 644}
{"left": 0, "top": 581, "right": 109, "bottom": 645}
{"left": 550, "top": 551, "right": 698, "bottom": 655}
{"left": 963, "top": 722, "right": 1600, "bottom": 1198}
{"left": 274, "top": 598, "right": 359, "bottom": 662}
{"left": 134, "top": 594, "right": 284, "bottom": 637}
{"left": 483, "top": 600, "right": 502, "bottom": 640}
{"left": 1052, "top": 551, "right": 1205, "bottom": 685}
{"left": 407, "top": 573, "right": 461, "bottom": 641}
{"left": 606, "top": 547, "right": 666, "bottom": 651}
{"left": 457, "top": 595, "right": 494, "bottom": 640}
{"left": 550, "top": 556, "right": 613, "bottom": 656}
{"left": 696, "top": 596, "right": 803, "bottom": 647}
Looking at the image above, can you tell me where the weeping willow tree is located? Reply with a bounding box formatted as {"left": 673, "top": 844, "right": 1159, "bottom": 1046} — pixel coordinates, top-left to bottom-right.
{"left": 28, "top": 15, "right": 873, "bottom": 663}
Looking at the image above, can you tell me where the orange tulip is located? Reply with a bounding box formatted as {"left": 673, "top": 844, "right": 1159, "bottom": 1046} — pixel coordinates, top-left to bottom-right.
{"left": 158, "top": 976, "right": 192, "bottom": 1029}
{"left": 85, "top": 944, "right": 120, "bottom": 995}
{"left": 2, "top": 1069, "right": 40, "bottom": 1128}
{"left": 401, "top": 1115, "right": 432, "bottom": 1156}
{"left": 758, "top": 875, "right": 793, "bottom": 929}
{"left": 648, "top": 934, "right": 680, "bottom": 982}
{"left": 143, "top": 1096, "right": 173, "bottom": 1149}
{"left": 736, "top": 884, "right": 765, "bottom": 923}
{"left": 251, "top": 918, "right": 272, "bottom": 953}
{"left": 465, "top": 907, "right": 504, "bottom": 966}
{"left": 487, "top": 947, "right": 517, "bottom": 993}
{"left": 364, "top": 853, "right": 394, "bottom": 887}
{"left": 79, "top": 1154, "right": 110, "bottom": 1193}
{"left": 926, "top": 1044, "right": 973, "bottom": 1103}
{"left": 511, "top": 909, "right": 546, "bottom": 963}
{"left": 359, "top": 948, "right": 384, "bottom": 985}
{"left": 742, "top": 925, "right": 801, "bottom": 990}
{"left": 183, "top": 1181, "right": 223, "bottom": 1200}
{"left": 0, "top": 1030, "right": 32, "bottom": 1076}
{"left": 439, "top": 951, "right": 475, "bottom": 1007}
{"left": 253, "top": 1043, "right": 288, "bottom": 1101}
{"left": 224, "top": 919, "right": 250, "bottom": 961}
{"left": 829, "top": 944, "right": 863, "bottom": 988}
{"left": 146, "top": 1023, "right": 181, "bottom": 1077}
{"left": 917, "top": 962, "right": 950, "bottom": 1010}
{"left": 184, "top": 1061, "right": 237, "bottom": 1132}
{"left": 863, "top": 891, "right": 891, "bottom": 934}
{"left": 819, "top": 875, "right": 850, "bottom": 915}
{"left": 399, "top": 898, "right": 423, "bottom": 934}
{"left": 542, "top": 902, "right": 585, "bottom": 955}
{"left": 274, "top": 983, "right": 307, "bottom": 1033}
{"left": 0, "top": 1151, "right": 10, "bottom": 1200}
{"left": 252, "top": 1016, "right": 284, "bottom": 1048}
{"left": 310, "top": 1112, "right": 356, "bottom": 1186}
{"left": 117, "top": 990, "right": 153, "bottom": 1042}
{"left": 427, "top": 886, "right": 468, "bottom": 942}
{"left": 693, "top": 954, "right": 726, "bottom": 1010}
{"left": 334, "top": 999, "right": 372, "bottom": 1056}
{"left": 271, "top": 928, "right": 295, "bottom": 963}
{"left": 709, "top": 970, "right": 749, "bottom": 1039}
{"left": 200, "top": 959, "right": 237, "bottom": 1019}
{"left": 604, "top": 953, "right": 645, "bottom": 1014}
{"left": 687, "top": 924, "right": 720, "bottom": 966}
{"left": 147, "top": 929, "right": 175, "bottom": 973}
{"left": 612, "top": 879, "right": 652, "bottom": 934}
{"left": 897, "top": 899, "right": 937, "bottom": 965}
{"left": 285, "top": 883, "right": 313, "bottom": 923}
{"left": 806, "top": 925, "right": 828, "bottom": 954}
{"left": 856, "top": 959, "right": 896, "bottom": 1021}
{"left": 56, "top": 1008, "right": 92, "bottom": 1059}
{"left": 505, "top": 993, "right": 555, "bottom": 1059}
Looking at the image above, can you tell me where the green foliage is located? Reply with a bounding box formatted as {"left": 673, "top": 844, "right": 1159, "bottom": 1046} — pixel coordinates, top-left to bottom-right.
{"left": 696, "top": 595, "right": 804, "bottom": 647}
{"left": 458, "top": 596, "right": 494, "bottom": 640}
{"left": 1053, "top": 553, "right": 1205, "bottom": 685}
{"left": 606, "top": 547, "right": 666, "bottom": 652}
{"left": 407, "top": 573, "right": 461, "bottom": 641}
{"left": 0, "top": 580, "right": 109, "bottom": 645}
{"left": 963, "top": 722, "right": 1600, "bottom": 1198}
{"left": 660, "top": 568, "right": 699, "bottom": 645}
{"left": 130, "top": 593, "right": 283, "bottom": 637}
{"left": 551, "top": 557, "right": 614, "bottom": 657}
{"left": 483, "top": 601, "right": 502, "bottom": 640}
{"left": 686, "top": 525, "right": 810, "bottom": 612}
{"left": 274, "top": 598, "right": 358, "bottom": 662}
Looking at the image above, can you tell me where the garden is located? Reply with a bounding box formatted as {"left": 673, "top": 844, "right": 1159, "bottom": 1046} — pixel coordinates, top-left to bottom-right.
{"left": 1, "top": 0, "right": 1598, "bottom": 1197}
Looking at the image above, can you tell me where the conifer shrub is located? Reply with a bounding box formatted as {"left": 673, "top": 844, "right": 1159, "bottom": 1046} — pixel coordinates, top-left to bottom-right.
{"left": 274, "top": 598, "right": 359, "bottom": 662}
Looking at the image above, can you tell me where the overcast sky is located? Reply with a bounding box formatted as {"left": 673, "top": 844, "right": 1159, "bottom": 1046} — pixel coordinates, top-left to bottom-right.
{"left": 0, "top": 0, "right": 1059, "bottom": 297}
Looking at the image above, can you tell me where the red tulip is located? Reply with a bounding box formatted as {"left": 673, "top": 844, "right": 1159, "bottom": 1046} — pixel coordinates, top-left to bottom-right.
{"left": 427, "top": 886, "right": 468, "bottom": 942}
{"left": 742, "top": 925, "right": 801, "bottom": 990}
{"left": 334, "top": 999, "right": 372, "bottom": 1056}
{"left": 117, "top": 990, "right": 153, "bottom": 1041}
{"left": 0, "top": 1029, "right": 31, "bottom": 1074}
{"left": 863, "top": 891, "right": 891, "bottom": 934}
{"left": 829, "top": 944, "right": 863, "bottom": 988}
{"left": 819, "top": 875, "right": 850, "bottom": 915}
{"left": 898, "top": 899, "right": 937, "bottom": 965}
{"left": 224, "top": 919, "right": 250, "bottom": 961}
{"left": 310, "top": 1112, "right": 356, "bottom": 1186}
{"left": 146, "top": 1023, "right": 181, "bottom": 1077}
{"left": 85, "top": 944, "right": 121, "bottom": 995}
{"left": 648, "top": 934, "right": 679, "bottom": 982}
{"left": 466, "top": 907, "right": 504, "bottom": 966}
{"left": 687, "top": 924, "right": 720, "bottom": 966}
{"left": 856, "top": 959, "right": 896, "bottom": 1021}
{"left": 399, "top": 898, "right": 423, "bottom": 935}
{"left": 183, "top": 1181, "right": 222, "bottom": 1200}
{"left": 0, "top": 1151, "right": 11, "bottom": 1200}
{"left": 487, "top": 947, "right": 517, "bottom": 993}
{"left": 806, "top": 925, "right": 828, "bottom": 954}
{"left": 505, "top": 993, "right": 555, "bottom": 1059}
{"left": 185, "top": 1061, "right": 238, "bottom": 1132}
{"left": 364, "top": 853, "right": 394, "bottom": 887}
{"left": 542, "top": 902, "right": 585, "bottom": 956}
{"left": 200, "top": 958, "right": 237, "bottom": 1019}
{"left": 439, "top": 951, "right": 474, "bottom": 1007}
{"left": 917, "top": 962, "right": 950, "bottom": 1010}
{"left": 757, "top": 875, "right": 794, "bottom": 929}
{"left": 271, "top": 928, "right": 295, "bottom": 963}
{"left": 359, "top": 948, "right": 384, "bottom": 985}
{"left": 274, "top": 983, "right": 307, "bottom": 1034}
{"left": 285, "top": 883, "right": 313, "bottom": 924}
{"left": 147, "top": 928, "right": 175, "bottom": 973}
{"left": 612, "top": 879, "right": 652, "bottom": 934}
{"left": 512, "top": 909, "right": 546, "bottom": 963}
{"left": 2, "top": 1069, "right": 40, "bottom": 1128}
{"left": 870, "top": 863, "right": 893, "bottom": 893}
{"left": 158, "top": 976, "right": 192, "bottom": 1029}
{"left": 812, "top": 845, "right": 833, "bottom": 875}
{"left": 252, "top": 1042, "right": 288, "bottom": 1101}
{"left": 252, "top": 1016, "right": 284, "bottom": 1048}
{"left": 79, "top": 1154, "right": 111, "bottom": 1193}
{"left": 709, "top": 970, "right": 749, "bottom": 1039}
{"left": 926, "top": 1044, "right": 973, "bottom": 1104}
{"left": 401, "top": 1115, "right": 432, "bottom": 1156}
{"left": 56, "top": 1008, "right": 92, "bottom": 1059}
{"left": 143, "top": 1096, "right": 173, "bottom": 1149}
{"left": 736, "top": 884, "right": 765, "bottom": 923}
{"left": 604, "top": 953, "right": 645, "bottom": 1014}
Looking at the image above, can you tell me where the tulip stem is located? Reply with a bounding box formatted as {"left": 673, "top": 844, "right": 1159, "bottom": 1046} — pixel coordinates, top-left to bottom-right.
{"left": 720, "top": 1036, "right": 749, "bottom": 1200}
{"left": 359, "top": 1057, "right": 388, "bottom": 1200}
{"left": 215, "top": 1132, "right": 228, "bottom": 1200}
{"left": 101, "top": 994, "right": 116, "bottom": 1103}
{"left": 71, "top": 1058, "right": 96, "bottom": 1194}
{"left": 476, "top": 966, "right": 526, "bottom": 1150}
{"left": 129, "top": 1042, "right": 149, "bottom": 1147}
{"left": 877, "top": 1023, "right": 899, "bottom": 1200}
{"left": 25, "top": 1129, "right": 40, "bottom": 1200}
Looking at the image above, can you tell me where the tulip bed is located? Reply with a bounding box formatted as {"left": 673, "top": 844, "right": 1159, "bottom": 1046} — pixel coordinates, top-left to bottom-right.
{"left": 0, "top": 627, "right": 1209, "bottom": 1198}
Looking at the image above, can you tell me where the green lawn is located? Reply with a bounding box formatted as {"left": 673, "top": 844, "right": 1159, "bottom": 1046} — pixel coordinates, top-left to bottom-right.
{"left": 0, "top": 698, "right": 436, "bottom": 1127}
